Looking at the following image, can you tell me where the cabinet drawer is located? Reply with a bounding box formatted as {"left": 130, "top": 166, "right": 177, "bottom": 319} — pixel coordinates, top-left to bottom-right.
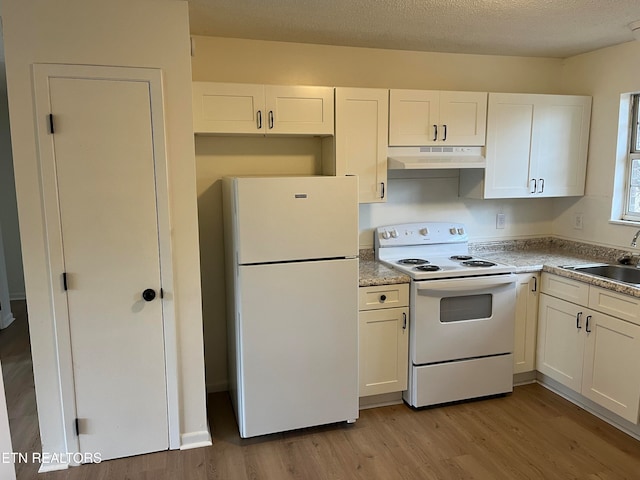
{"left": 359, "top": 284, "right": 409, "bottom": 311}
{"left": 541, "top": 273, "right": 589, "bottom": 305}
{"left": 588, "top": 286, "right": 640, "bottom": 326}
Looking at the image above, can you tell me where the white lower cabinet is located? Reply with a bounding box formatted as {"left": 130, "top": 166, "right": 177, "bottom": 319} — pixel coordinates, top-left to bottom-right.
{"left": 537, "top": 273, "right": 640, "bottom": 424}
{"left": 537, "top": 293, "right": 586, "bottom": 391}
{"left": 513, "top": 273, "right": 539, "bottom": 374}
{"left": 358, "top": 284, "right": 409, "bottom": 397}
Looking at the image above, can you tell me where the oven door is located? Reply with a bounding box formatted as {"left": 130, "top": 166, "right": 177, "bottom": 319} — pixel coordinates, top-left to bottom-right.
{"left": 410, "top": 274, "right": 516, "bottom": 365}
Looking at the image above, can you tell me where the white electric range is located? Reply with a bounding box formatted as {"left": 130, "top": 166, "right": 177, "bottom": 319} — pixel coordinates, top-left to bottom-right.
{"left": 375, "top": 222, "right": 517, "bottom": 408}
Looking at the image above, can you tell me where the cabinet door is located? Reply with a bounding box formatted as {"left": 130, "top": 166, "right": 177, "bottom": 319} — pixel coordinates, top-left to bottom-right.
{"left": 531, "top": 95, "right": 591, "bottom": 197}
{"left": 389, "top": 89, "right": 440, "bottom": 146}
{"left": 335, "top": 88, "right": 388, "bottom": 203}
{"left": 192, "top": 82, "right": 264, "bottom": 134}
{"left": 536, "top": 294, "right": 585, "bottom": 391}
{"left": 514, "top": 273, "right": 539, "bottom": 374}
{"left": 264, "top": 85, "right": 334, "bottom": 135}
{"left": 482, "top": 93, "right": 537, "bottom": 198}
{"left": 359, "top": 307, "right": 409, "bottom": 397}
{"left": 582, "top": 312, "right": 640, "bottom": 423}
{"left": 439, "top": 91, "right": 487, "bottom": 146}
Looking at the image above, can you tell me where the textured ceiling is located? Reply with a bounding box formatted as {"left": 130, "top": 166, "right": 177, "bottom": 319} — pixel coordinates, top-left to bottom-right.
{"left": 188, "top": 0, "right": 640, "bottom": 58}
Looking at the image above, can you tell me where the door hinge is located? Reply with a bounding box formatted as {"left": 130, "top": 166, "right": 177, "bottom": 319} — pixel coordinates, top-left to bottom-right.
{"left": 74, "top": 418, "right": 80, "bottom": 436}
{"left": 48, "top": 113, "right": 55, "bottom": 134}
{"left": 62, "top": 272, "right": 68, "bottom": 291}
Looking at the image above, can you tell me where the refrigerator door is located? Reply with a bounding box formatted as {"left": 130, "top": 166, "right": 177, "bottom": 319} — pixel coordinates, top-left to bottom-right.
{"left": 236, "top": 258, "right": 358, "bottom": 438}
{"left": 233, "top": 176, "right": 358, "bottom": 264}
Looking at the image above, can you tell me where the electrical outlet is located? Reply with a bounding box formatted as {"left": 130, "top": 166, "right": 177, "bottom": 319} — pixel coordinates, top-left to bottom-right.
{"left": 496, "top": 213, "right": 506, "bottom": 229}
{"left": 574, "top": 213, "right": 584, "bottom": 230}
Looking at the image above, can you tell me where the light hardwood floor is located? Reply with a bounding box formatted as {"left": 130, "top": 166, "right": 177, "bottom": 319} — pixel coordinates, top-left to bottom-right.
{"left": 2, "top": 301, "right": 640, "bottom": 479}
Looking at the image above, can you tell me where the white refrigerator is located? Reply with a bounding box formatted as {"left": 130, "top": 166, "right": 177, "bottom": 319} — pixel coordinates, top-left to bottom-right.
{"left": 222, "top": 175, "right": 359, "bottom": 438}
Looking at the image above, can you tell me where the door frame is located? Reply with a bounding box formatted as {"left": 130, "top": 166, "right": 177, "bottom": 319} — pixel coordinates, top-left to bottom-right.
{"left": 32, "top": 63, "right": 180, "bottom": 454}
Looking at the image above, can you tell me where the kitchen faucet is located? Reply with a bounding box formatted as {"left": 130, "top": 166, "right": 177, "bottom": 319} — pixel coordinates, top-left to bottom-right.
{"left": 632, "top": 229, "right": 640, "bottom": 248}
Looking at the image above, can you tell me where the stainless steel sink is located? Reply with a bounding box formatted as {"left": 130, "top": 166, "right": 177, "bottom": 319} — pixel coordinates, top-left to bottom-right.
{"left": 563, "top": 264, "right": 640, "bottom": 285}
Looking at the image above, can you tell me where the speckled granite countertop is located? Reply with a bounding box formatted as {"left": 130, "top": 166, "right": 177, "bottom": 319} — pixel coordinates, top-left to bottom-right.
{"left": 471, "top": 238, "right": 640, "bottom": 298}
{"left": 359, "top": 259, "right": 410, "bottom": 287}
{"left": 359, "top": 239, "right": 640, "bottom": 297}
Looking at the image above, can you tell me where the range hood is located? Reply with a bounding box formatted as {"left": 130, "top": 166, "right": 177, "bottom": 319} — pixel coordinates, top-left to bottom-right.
{"left": 388, "top": 146, "right": 485, "bottom": 170}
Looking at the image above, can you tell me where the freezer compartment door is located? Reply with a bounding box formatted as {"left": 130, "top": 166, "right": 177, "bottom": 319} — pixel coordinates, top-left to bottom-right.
{"left": 233, "top": 175, "right": 358, "bottom": 264}
{"left": 236, "top": 258, "right": 358, "bottom": 438}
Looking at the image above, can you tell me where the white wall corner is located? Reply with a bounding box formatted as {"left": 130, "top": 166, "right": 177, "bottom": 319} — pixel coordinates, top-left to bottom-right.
{"left": 179, "top": 430, "right": 212, "bottom": 451}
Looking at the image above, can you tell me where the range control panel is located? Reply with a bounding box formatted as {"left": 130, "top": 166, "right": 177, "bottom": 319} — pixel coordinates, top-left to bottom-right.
{"left": 375, "top": 222, "right": 468, "bottom": 248}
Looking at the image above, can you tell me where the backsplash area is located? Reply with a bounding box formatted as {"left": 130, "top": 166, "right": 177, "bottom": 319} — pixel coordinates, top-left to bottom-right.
{"left": 358, "top": 176, "right": 555, "bottom": 248}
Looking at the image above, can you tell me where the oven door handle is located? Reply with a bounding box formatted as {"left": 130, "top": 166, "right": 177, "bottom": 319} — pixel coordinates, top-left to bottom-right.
{"left": 415, "top": 274, "right": 516, "bottom": 295}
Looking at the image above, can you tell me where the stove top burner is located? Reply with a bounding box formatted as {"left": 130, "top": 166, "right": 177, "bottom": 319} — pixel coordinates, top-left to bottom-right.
{"left": 450, "top": 255, "right": 473, "bottom": 261}
{"left": 415, "top": 265, "right": 441, "bottom": 272}
{"left": 461, "top": 260, "right": 497, "bottom": 268}
{"left": 397, "top": 258, "right": 429, "bottom": 265}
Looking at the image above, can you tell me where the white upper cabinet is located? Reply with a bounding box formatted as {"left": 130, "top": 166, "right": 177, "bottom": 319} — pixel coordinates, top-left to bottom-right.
{"left": 334, "top": 87, "right": 389, "bottom": 203}
{"left": 192, "top": 82, "right": 334, "bottom": 135}
{"left": 460, "top": 93, "right": 591, "bottom": 199}
{"left": 389, "top": 90, "right": 487, "bottom": 146}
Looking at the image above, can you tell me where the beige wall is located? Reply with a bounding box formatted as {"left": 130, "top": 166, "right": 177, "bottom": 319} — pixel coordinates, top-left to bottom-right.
{"left": 191, "top": 36, "right": 565, "bottom": 390}
{"left": 554, "top": 40, "right": 640, "bottom": 247}
{"left": 2, "top": 0, "right": 208, "bottom": 458}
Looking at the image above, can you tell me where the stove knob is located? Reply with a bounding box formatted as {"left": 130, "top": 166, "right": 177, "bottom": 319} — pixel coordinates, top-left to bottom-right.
{"left": 390, "top": 229, "right": 399, "bottom": 238}
{"left": 381, "top": 230, "right": 391, "bottom": 240}
{"left": 449, "top": 228, "right": 457, "bottom": 235}
{"left": 457, "top": 228, "right": 465, "bottom": 235}
{"left": 419, "top": 228, "right": 429, "bottom": 236}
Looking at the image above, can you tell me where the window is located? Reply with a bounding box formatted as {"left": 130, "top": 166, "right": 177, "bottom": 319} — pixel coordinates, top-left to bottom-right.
{"left": 624, "top": 94, "right": 640, "bottom": 221}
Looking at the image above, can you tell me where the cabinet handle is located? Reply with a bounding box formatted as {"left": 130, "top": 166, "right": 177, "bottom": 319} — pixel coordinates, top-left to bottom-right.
{"left": 402, "top": 312, "right": 407, "bottom": 330}
{"left": 442, "top": 124, "right": 447, "bottom": 141}
{"left": 268, "top": 110, "right": 274, "bottom": 129}
{"left": 538, "top": 178, "right": 545, "bottom": 193}
{"left": 381, "top": 182, "right": 385, "bottom": 199}
{"left": 586, "top": 315, "right": 592, "bottom": 333}
{"left": 576, "top": 312, "right": 582, "bottom": 329}
{"left": 531, "top": 276, "right": 537, "bottom": 292}
{"left": 530, "top": 179, "right": 537, "bottom": 194}
{"left": 433, "top": 124, "right": 438, "bottom": 141}
{"left": 257, "top": 110, "right": 262, "bottom": 129}
{"left": 379, "top": 294, "right": 387, "bottom": 303}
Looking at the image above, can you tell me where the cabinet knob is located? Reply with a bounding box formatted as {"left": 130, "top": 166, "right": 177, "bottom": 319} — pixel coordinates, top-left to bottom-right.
{"left": 379, "top": 294, "right": 387, "bottom": 303}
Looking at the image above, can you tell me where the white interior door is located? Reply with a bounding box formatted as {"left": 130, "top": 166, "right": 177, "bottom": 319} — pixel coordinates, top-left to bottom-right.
{"left": 48, "top": 75, "right": 168, "bottom": 460}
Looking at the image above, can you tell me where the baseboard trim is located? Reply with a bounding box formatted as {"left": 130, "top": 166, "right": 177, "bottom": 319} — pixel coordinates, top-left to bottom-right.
{"left": 38, "top": 460, "right": 69, "bottom": 473}
{"left": 536, "top": 372, "right": 640, "bottom": 441}
{"left": 9, "top": 292, "right": 26, "bottom": 301}
{"left": 359, "top": 391, "right": 404, "bottom": 410}
{"left": 206, "top": 381, "right": 229, "bottom": 394}
{"left": 513, "top": 371, "right": 537, "bottom": 386}
{"left": 180, "top": 430, "right": 212, "bottom": 450}
{"left": 0, "top": 312, "right": 14, "bottom": 329}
